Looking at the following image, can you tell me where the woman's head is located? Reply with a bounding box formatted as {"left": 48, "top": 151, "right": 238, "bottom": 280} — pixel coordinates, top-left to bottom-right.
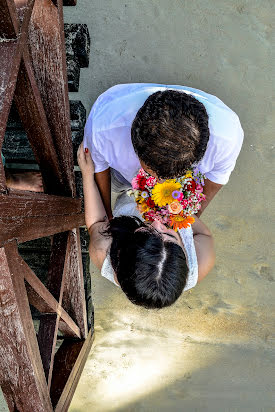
{"left": 105, "top": 216, "right": 188, "bottom": 309}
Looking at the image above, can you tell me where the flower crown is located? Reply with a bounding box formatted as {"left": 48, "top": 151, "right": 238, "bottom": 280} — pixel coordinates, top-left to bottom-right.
{"left": 127, "top": 167, "right": 206, "bottom": 231}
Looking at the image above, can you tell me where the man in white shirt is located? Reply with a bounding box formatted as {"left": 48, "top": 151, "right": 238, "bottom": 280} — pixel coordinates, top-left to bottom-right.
{"left": 84, "top": 83, "right": 244, "bottom": 219}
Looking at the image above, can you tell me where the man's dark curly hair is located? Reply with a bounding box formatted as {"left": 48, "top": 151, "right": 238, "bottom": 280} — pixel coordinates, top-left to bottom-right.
{"left": 131, "top": 90, "right": 209, "bottom": 179}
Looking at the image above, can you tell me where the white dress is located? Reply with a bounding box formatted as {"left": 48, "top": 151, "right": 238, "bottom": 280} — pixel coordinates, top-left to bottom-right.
{"left": 101, "top": 192, "right": 198, "bottom": 291}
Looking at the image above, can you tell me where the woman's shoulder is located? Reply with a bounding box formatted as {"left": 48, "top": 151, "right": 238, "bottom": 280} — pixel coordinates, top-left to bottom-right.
{"left": 88, "top": 221, "right": 112, "bottom": 270}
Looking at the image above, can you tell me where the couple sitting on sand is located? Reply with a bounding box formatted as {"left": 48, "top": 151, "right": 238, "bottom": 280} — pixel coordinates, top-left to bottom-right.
{"left": 77, "top": 83, "right": 244, "bottom": 309}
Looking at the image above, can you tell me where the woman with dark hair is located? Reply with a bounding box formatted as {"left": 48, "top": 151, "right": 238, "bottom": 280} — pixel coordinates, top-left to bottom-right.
{"left": 77, "top": 143, "right": 215, "bottom": 309}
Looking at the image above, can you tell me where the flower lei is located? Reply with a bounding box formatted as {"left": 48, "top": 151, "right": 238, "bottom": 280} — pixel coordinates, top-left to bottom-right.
{"left": 127, "top": 167, "right": 206, "bottom": 231}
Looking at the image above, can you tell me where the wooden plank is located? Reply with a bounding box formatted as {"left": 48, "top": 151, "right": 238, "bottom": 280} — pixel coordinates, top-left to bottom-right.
{"left": 62, "top": 229, "right": 88, "bottom": 339}
{"left": 0, "top": 160, "right": 6, "bottom": 193}
{"left": 0, "top": 0, "right": 34, "bottom": 146}
{"left": 28, "top": 0, "right": 75, "bottom": 196}
{"left": 0, "top": 211, "right": 84, "bottom": 246}
{"left": 51, "top": 329, "right": 94, "bottom": 411}
{"left": 0, "top": 242, "right": 53, "bottom": 411}
{"left": 0, "top": 191, "right": 82, "bottom": 218}
{"left": 0, "top": 40, "right": 21, "bottom": 147}
{"left": 23, "top": 259, "right": 81, "bottom": 338}
{"left": 0, "top": 0, "right": 18, "bottom": 38}
{"left": 26, "top": 283, "right": 81, "bottom": 338}
{"left": 37, "top": 231, "right": 72, "bottom": 388}
{"left": 38, "top": 314, "right": 59, "bottom": 387}
{"left": 0, "top": 0, "right": 34, "bottom": 193}
{"left": 14, "top": 57, "right": 65, "bottom": 194}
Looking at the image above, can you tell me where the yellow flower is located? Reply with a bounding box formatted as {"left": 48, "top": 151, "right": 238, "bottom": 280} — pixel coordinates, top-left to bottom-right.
{"left": 137, "top": 200, "right": 150, "bottom": 213}
{"left": 184, "top": 170, "right": 193, "bottom": 179}
{"left": 151, "top": 179, "right": 181, "bottom": 207}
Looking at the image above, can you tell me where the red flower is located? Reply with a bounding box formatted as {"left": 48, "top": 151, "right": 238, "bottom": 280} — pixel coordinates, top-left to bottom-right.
{"left": 138, "top": 177, "right": 147, "bottom": 190}
{"left": 186, "top": 180, "right": 196, "bottom": 193}
{"left": 146, "top": 197, "right": 155, "bottom": 208}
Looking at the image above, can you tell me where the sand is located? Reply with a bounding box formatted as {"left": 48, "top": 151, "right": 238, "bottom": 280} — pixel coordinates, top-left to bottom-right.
{"left": 1, "top": 1, "right": 274, "bottom": 411}
{"left": 65, "top": 1, "right": 275, "bottom": 410}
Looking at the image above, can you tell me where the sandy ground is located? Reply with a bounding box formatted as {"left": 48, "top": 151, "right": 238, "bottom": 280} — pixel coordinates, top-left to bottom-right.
{"left": 65, "top": 1, "right": 275, "bottom": 411}
{"left": 1, "top": 1, "right": 274, "bottom": 411}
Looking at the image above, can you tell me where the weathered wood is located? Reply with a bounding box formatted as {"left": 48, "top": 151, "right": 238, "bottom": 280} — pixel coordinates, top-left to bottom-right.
{"left": 0, "top": 191, "right": 81, "bottom": 218}
{"left": 24, "top": 262, "right": 81, "bottom": 338}
{"left": 37, "top": 314, "right": 59, "bottom": 386}
{"left": 37, "top": 231, "right": 73, "bottom": 388}
{"left": 28, "top": 0, "right": 75, "bottom": 196}
{"left": 0, "top": 0, "right": 34, "bottom": 193}
{"left": 26, "top": 284, "right": 81, "bottom": 339}
{"left": 0, "top": 242, "right": 53, "bottom": 412}
{"left": 51, "top": 329, "right": 94, "bottom": 410}
{"left": 14, "top": 58, "right": 65, "bottom": 193}
{"left": 0, "top": 212, "right": 85, "bottom": 246}
{"left": 0, "top": 0, "right": 17, "bottom": 39}
{"left": 0, "top": 1, "right": 92, "bottom": 409}
{"left": 0, "top": 160, "right": 6, "bottom": 193}
{"left": 62, "top": 229, "right": 88, "bottom": 339}
{"left": 0, "top": 40, "right": 21, "bottom": 147}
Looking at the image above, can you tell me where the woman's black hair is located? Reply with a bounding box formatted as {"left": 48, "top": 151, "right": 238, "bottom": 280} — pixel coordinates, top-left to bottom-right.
{"left": 103, "top": 215, "right": 188, "bottom": 309}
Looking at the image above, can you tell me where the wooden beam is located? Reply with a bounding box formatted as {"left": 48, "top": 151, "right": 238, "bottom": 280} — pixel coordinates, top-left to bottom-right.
{"left": 0, "top": 212, "right": 85, "bottom": 245}
{"left": 37, "top": 314, "right": 59, "bottom": 385}
{"left": 62, "top": 229, "right": 88, "bottom": 339}
{"left": 51, "top": 329, "right": 94, "bottom": 410}
{"left": 37, "top": 231, "right": 73, "bottom": 388}
{"left": 0, "top": 40, "right": 21, "bottom": 150}
{"left": 23, "top": 259, "right": 81, "bottom": 338}
{"left": 0, "top": 0, "right": 18, "bottom": 39}
{"left": 14, "top": 57, "right": 65, "bottom": 194}
{"left": 29, "top": 0, "right": 75, "bottom": 196}
{"left": 0, "top": 242, "right": 53, "bottom": 411}
{"left": 0, "top": 191, "right": 82, "bottom": 218}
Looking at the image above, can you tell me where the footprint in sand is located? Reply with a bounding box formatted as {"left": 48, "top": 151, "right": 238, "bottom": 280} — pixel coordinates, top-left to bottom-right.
{"left": 214, "top": 215, "right": 232, "bottom": 230}
{"left": 252, "top": 263, "right": 274, "bottom": 282}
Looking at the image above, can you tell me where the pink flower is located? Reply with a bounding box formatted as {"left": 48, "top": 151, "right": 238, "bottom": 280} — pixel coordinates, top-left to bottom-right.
{"left": 160, "top": 208, "right": 169, "bottom": 215}
{"left": 146, "top": 176, "right": 157, "bottom": 188}
{"left": 196, "top": 184, "right": 203, "bottom": 193}
{"left": 131, "top": 177, "right": 140, "bottom": 190}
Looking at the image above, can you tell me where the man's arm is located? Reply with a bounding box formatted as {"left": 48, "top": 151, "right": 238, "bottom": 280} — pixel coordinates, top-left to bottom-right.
{"left": 94, "top": 168, "right": 113, "bottom": 220}
{"left": 196, "top": 179, "right": 223, "bottom": 217}
{"left": 192, "top": 216, "right": 215, "bottom": 282}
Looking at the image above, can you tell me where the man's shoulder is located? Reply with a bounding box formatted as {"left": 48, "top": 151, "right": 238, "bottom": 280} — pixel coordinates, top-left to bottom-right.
{"left": 86, "top": 83, "right": 164, "bottom": 134}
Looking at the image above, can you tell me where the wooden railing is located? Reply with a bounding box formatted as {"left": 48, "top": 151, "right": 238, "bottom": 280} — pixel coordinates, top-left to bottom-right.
{"left": 0, "top": 1, "right": 93, "bottom": 410}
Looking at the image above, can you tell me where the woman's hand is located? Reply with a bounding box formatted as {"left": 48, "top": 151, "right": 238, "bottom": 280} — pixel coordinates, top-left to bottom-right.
{"left": 77, "top": 142, "right": 95, "bottom": 178}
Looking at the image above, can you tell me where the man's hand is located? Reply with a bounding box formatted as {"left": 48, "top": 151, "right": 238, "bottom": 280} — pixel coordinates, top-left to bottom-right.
{"left": 197, "top": 179, "right": 223, "bottom": 217}
{"left": 77, "top": 142, "right": 95, "bottom": 178}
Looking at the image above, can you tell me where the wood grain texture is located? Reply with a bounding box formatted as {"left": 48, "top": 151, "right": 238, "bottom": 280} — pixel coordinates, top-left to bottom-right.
{"left": 0, "top": 191, "right": 81, "bottom": 218}
{"left": 28, "top": 0, "right": 75, "bottom": 196}
{"left": 14, "top": 57, "right": 65, "bottom": 194}
{"left": 24, "top": 260, "right": 81, "bottom": 338}
{"left": 38, "top": 314, "right": 59, "bottom": 386}
{"left": 62, "top": 229, "right": 88, "bottom": 339}
{"left": 0, "top": 0, "right": 18, "bottom": 39}
{"left": 0, "top": 212, "right": 84, "bottom": 246}
{"left": 0, "top": 242, "right": 53, "bottom": 411}
{"left": 51, "top": 329, "right": 94, "bottom": 410}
